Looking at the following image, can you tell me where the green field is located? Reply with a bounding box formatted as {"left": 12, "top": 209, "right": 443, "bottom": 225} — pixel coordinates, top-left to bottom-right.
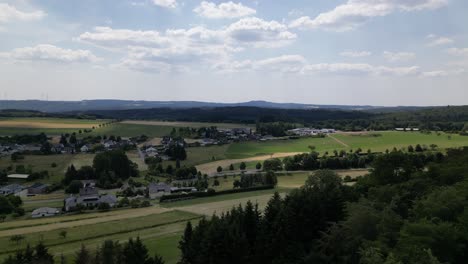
{"left": 225, "top": 132, "right": 468, "bottom": 159}
{"left": 0, "top": 210, "right": 199, "bottom": 263}
{"left": 333, "top": 131, "right": 468, "bottom": 152}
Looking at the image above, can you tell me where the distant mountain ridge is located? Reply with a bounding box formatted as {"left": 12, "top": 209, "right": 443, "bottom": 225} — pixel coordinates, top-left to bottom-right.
{"left": 0, "top": 99, "right": 393, "bottom": 112}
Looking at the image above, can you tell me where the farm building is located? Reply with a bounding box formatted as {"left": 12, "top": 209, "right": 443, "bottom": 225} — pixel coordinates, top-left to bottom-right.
{"left": 27, "top": 183, "right": 49, "bottom": 195}
{"left": 7, "top": 174, "right": 30, "bottom": 180}
{"left": 31, "top": 207, "right": 60, "bottom": 218}
{"left": 148, "top": 182, "right": 172, "bottom": 199}
{"left": 0, "top": 184, "right": 24, "bottom": 195}
{"left": 64, "top": 194, "right": 117, "bottom": 212}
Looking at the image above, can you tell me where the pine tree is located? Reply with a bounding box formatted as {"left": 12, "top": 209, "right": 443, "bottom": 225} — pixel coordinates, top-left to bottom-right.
{"left": 74, "top": 244, "right": 91, "bottom": 264}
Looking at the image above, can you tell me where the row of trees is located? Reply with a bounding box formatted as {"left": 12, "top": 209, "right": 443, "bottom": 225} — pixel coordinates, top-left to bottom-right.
{"left": 179, "top": 147, "right": 468, "bottom": 263}
{"left": 64, "top": 150, "right": 138, "bottom": 189}
{"left": 2, "top": 237, "right": 165, "bottom": 264}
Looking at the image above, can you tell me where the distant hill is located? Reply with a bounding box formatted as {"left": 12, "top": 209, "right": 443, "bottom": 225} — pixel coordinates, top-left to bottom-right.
{"left": 0, "top": 100, "right": 385, "bottom": 112}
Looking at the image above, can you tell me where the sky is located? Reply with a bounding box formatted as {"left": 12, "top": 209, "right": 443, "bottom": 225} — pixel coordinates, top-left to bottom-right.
{"left": 0, "top": 0, "right": 467, "bottom": 106}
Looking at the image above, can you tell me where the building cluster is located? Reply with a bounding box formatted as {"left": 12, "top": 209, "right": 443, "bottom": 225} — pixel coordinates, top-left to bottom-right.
{"left": 140, "top": 136, "right": 185, "bottom": 159}
{"left": 147, "top": 182, "right": 197, "bottom": 199}
{"left": 395, "top": 128, "right": 420, "bottom": 132}
{"left": 64, "top": 181, "right": 117, "bottom": 211}
{"left": 287, "top": 128, "right": 336, "bottom": 136}
{"left": 79, "top": 138, "right": 135, "bottom": 153}
{"left": 0, "top": 182, "right": 49, "bottom": 196}
{"left": 0, "top": 144, "right": 41, "bottom": 156}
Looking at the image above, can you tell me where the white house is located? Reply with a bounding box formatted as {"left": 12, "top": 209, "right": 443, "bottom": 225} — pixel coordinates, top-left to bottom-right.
{"left": 31, "top": 207, "right": 60, "bottom": 218}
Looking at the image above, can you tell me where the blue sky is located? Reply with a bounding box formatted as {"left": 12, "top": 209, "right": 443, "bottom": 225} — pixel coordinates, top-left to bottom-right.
{"left": 0, "top": 0, "right": 467, "bottom": 106}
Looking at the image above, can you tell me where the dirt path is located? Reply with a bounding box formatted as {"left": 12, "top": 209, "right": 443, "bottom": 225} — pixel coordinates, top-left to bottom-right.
{"left": 196, "top": 152, "right": 305, "bottom": 175}
{"left": 327, "top": 134, "right": 350, "bottom": 148}
{"left": 0, "top": 206, "right": 171, "bottom": 237}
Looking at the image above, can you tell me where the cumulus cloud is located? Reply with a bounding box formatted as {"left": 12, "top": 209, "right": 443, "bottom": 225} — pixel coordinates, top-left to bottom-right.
{"left": 427, "top": 34, "right": 454, "bottom": 47}
{"left": 152, "top": 0, "right": 177, "bottom": 9}
{"left": 0, "top": 44, "right": 99, "bottom": 63}
{"left": 289, "top": 0, "right": 448, "bottom": 31}
{"left": 383, "top": 51, "right": 416, "bottom": 62}
{"left": 340, "top": 51, "right": 372, "bottom": 58}
{"left": 78, "top": 18, "right": 295, "bottom": 72}
{"left": 225, "top": 17, "right": 296, "bottom": 48}
{"left": 194, "top": 1, "right": 256, "bottom": 19}
{"left": 0, "top": 3, "right": 45, "bottom": 23}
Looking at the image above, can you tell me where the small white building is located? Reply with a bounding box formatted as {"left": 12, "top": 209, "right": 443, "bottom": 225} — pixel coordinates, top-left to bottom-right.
{"left": 31, "top": 207, "right": 60, "bottom": 218}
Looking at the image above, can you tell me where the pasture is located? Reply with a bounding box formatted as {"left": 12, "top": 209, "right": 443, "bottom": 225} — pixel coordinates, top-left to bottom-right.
{"left": 225, "top": 131, "right": 468, "bottom": 159}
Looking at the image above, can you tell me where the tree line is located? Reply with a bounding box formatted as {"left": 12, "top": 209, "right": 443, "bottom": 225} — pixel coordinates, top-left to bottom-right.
{"left": 179, "top": 147, "right": 468, "bottom": 264}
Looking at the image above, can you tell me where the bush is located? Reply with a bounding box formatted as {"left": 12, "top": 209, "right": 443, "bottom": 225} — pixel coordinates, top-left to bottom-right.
{"left": 130, "top": 199, "right": 141, "bottom": 208}
{"left": 97, "top": 203, "right": 110, "bottom": 211}
{"left": 51, "top": 162, "right": 57, "bottom": 168}
{"left": 140, "top": 201, "right": 151, "bottom": 207}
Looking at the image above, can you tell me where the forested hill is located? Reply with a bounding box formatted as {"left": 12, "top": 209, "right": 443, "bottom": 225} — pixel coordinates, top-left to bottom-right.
{"left": 0, "top": 100, "right": 381, "bottom": 112}
{"left": 77, "top": 107, "right": 373, "bottom": 124}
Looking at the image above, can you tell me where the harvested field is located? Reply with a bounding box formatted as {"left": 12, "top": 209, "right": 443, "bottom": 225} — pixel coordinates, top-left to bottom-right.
{"left": 122, "top": 120, "right": 254, "bottom": 129}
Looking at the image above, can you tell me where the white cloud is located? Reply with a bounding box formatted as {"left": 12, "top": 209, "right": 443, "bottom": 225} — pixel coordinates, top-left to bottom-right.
{"left": 78, "top": 18, "right": 295, "bottom": 72}
{"left": 383, "top": 51, "right": 416, "bottom": 62}
{"left": 340, "top": 51, "right": 372, "bottom": 58}
{"left": 194, "top": 1, "right": 256, "bottom": 19}
{"left": 0, "top": 44, "right": 99, "bottom": 63}
{"left": 421, "top": 69, "right": 466, "bottom": 77}
{"left": 289, "top": 0, "right": 448, "bottom": 31}
{"left": 225, "top": 17, "right": 296, "bottom": 48}
{"left": 446, "top": 48, "right": 468, "bottom": 56}
{"left": 214, "top": 55, "right": 307, "bottom": 73}
{"left": 152, "top": 0, "right": 177, "bottom": 9}
{"left": 302, "top": 63, "right": 420, "bottom": 76}
{"left": 0, "top": 3, "right": 45, "bottom": 23}
{"left": 214, "top": 55, "right": 420, "bottom": 77}
{"left": 427, "top": 34, "right": 454, "bottom": 46}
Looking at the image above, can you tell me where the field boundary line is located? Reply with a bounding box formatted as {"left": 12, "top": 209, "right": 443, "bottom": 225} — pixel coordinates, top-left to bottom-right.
{"left": 327, "top": 134, "right": 350, "bottom": 148}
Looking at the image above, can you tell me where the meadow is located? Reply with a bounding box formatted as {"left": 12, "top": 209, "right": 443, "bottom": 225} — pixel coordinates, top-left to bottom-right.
{"left": 225, "top": 131, "right": 468, "bottom": 159}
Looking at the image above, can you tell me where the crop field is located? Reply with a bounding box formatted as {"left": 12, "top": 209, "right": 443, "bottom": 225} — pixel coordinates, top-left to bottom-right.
{"left": 0, "top": 209, "right": 200, "bottom": 263}
{"left": 0, "top": 118, "right": 106, "bottom": 136}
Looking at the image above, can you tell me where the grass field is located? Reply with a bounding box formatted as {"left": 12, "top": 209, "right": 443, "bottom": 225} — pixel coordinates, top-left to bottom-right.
{"left": 333, "top": 131, "right": 468, "bottom": 152}
{"left": 225, "top": 136, "right": 343, "bottom": 159}
{"left": 0, "top": 209, "right": 200, "bottom": 263}
{"left": 225, "top": 131, "right": 468, "bottom": 159}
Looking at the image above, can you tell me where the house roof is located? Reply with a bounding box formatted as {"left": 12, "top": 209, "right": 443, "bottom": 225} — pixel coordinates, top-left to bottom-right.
{"left": 29, "top": 182, "right": 48, "bottom": 189}
{"left": 32, "top": 207, "right": 59, "bottom": 215}
{"left": 7, "top": 174, "right": 30, "bottom": 179}
{"left": 0, "top": 184, "right": 24, "bottom": 191}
